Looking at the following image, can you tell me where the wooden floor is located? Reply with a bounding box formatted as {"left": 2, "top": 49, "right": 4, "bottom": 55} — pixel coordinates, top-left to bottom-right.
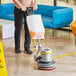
{"left": 1, "top": 29, "right": 76, "bottom": 76}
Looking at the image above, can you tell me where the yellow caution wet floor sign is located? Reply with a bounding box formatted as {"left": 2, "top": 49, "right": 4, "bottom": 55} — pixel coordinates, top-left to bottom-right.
{"left": 0, "top": 42, "right": 8, "bottom": 76}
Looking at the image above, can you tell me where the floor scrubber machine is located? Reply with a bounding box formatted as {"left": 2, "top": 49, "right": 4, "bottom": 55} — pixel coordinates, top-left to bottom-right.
{"left": 26, "top": 7, "right": 56, "bottom": 70}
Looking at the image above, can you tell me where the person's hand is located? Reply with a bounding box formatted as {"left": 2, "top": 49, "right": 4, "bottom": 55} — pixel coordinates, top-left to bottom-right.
{"left": 33, "top": 5, "right": 38, "bottom": 10}
{"left": 21, "top": 6, "right": 26, "bottom": 11}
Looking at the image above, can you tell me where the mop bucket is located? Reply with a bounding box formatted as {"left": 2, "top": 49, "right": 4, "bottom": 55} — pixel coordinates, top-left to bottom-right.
{"left": 27, "top": 15, "right": 45, "bottom": 39}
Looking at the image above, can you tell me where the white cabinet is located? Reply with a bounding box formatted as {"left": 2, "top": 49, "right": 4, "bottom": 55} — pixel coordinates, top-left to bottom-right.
{"left": 0, "top": 19, "right": 14, "bottom": 39}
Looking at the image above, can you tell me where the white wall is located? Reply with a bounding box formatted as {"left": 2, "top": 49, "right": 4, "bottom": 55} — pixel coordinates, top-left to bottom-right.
{"left": 1, "top": 0, "right": 54, "bottom": 5}
{"left": 38, "top": 0, "right": 54, "bottom": 5}
{"left": 1, "top": 0, "right": 13, "bottom": 4}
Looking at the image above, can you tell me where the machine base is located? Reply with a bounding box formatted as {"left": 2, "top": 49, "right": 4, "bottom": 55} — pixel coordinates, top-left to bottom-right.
{"left": 38, "top": 66, "right": 56, "bottom": 71}
{"left": 37, "top": 60, "right": 56, "bottom": 70}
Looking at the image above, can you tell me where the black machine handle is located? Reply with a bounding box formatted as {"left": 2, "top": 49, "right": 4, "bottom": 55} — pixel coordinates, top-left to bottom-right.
{"left": 26, "top": 7, "right": 34, "bottom": 16}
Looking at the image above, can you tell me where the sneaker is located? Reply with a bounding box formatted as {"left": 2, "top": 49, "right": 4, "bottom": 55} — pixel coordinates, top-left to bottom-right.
{"left": 24, "top": 48, "right": 33, "bottom": 54}
{"left": 15, "top": 49, "right": 21, "bottom": 54}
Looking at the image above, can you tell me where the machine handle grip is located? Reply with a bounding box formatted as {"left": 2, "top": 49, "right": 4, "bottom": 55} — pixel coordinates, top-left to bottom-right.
{"left": 26, "top": 7, "right": 34, "bottom": 16}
